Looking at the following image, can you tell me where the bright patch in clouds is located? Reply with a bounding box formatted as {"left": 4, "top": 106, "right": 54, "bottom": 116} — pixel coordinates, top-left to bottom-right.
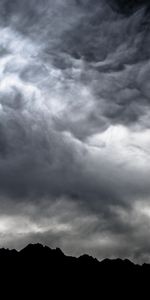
{"left": 87, "top": 125, "right": 150, "bottom": 168}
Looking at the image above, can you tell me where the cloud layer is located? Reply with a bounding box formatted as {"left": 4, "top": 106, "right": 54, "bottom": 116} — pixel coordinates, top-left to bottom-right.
{"left": 0, "top": 0, "right": 150, "bottom": 263}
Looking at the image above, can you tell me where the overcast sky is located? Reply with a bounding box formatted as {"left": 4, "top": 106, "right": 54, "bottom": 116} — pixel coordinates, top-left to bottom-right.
{"left": 0, "top": 0, "right": 150, "bottom": 263}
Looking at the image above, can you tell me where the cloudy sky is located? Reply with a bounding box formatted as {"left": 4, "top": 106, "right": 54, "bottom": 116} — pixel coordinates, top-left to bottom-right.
{"left": 0, "top": 0, "right": 150, "bottom": 263}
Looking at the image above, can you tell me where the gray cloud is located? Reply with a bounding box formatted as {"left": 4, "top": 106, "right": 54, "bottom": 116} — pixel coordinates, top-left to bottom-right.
{"left": 0, "top": 0, "right": 150, "bottom": 263}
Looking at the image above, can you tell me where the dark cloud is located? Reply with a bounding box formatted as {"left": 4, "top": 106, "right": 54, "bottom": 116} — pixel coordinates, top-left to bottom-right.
{"left": 0, "top": 0, "right": 150, "bottom": 263}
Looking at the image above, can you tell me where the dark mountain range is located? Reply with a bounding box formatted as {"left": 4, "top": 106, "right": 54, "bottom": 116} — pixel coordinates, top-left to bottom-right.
{"left": 0, "top": 243, "right": 150, "bottom": 297}
{"left": 0, "top": 242, "right": 149, "bottom": 271}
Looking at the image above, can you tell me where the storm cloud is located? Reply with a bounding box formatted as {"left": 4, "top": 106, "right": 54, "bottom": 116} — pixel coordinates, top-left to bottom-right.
{"left": 0, "top": 0, "right": 150, "bottom": 263}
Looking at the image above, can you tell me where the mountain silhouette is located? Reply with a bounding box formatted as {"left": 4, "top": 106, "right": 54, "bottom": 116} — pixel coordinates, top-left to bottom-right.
{"left": 0, "top": 243, "right": 149, "bottom": 297}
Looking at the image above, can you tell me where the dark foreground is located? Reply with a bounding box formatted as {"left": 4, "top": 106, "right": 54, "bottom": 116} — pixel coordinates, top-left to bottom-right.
{"left": 0, "top": 243, "right": 150, "bottom": 297}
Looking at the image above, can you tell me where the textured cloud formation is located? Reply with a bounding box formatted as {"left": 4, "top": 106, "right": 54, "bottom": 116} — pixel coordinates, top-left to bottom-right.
{"left": 0, "top": 0, "right": 150, "bottom": 263}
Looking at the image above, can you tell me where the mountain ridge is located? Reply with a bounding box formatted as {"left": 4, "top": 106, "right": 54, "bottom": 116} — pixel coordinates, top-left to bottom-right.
{"left": 0, "top": 242, "right": 147, "bottom": 267}
{"left": 0, "top": 243, "right": 149, "bottom": 296}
